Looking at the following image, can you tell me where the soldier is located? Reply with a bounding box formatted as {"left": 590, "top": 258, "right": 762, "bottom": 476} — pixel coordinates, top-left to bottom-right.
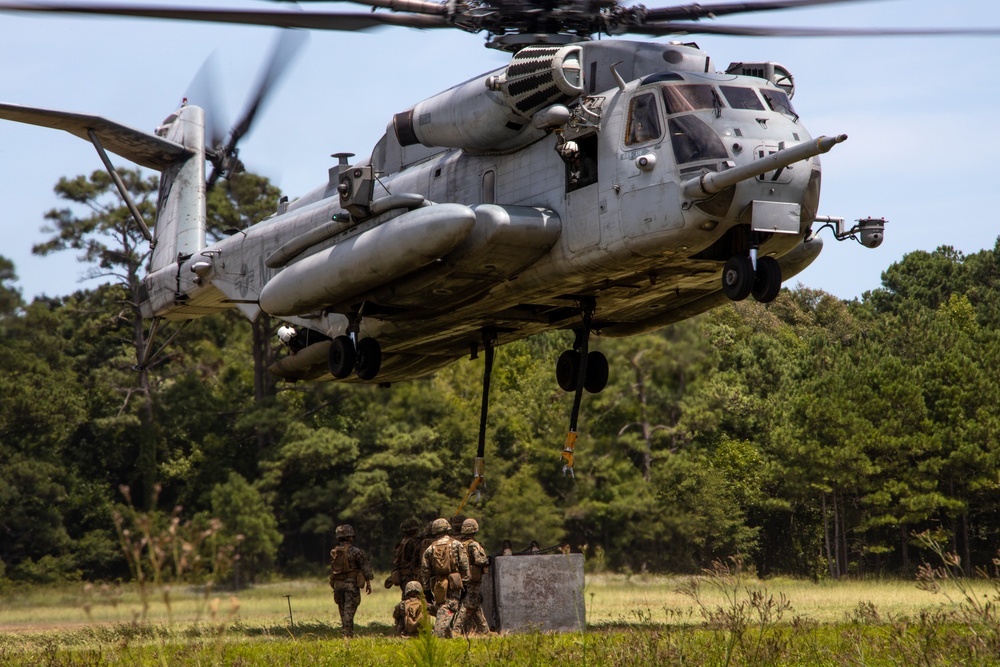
{"left": 454, "top": 518, "right": 490, "bottom": 636}
{"left": 392, "top": 580, "right": 429, "bottom": 636}
{"left": 418, "top": 520, "right": 438, "bottom": 606}
{"left": 420, "top": 517, "right": 469, "bottom": 638}
{"left": 386, "top": 518, "right": 423, "bottom": 599}
{"left": 328, "top": 524, "right": 374, "bottom": 638}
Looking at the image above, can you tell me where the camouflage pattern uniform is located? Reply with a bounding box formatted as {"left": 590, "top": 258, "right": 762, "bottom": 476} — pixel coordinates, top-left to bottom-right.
{"left": 392, "top": 580, "right": 428, "bottom": 636}
{"left": 420, "top": 517, "right": 470, "bottom": 638}
{"left": 387, "top": 518, "right": 423, "bottom": 600}
{"left": 418, "top": 521, "right": 438, "bottom": 605}
{"left": 328, "top": 524, "right": 374, "bottom": 637}
{"left": 454, "top": 518, "right": 491, "bottom": 636}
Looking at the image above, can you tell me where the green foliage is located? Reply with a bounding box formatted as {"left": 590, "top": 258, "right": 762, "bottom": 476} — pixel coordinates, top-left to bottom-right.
{"left": 206, "top": 473, "right": 283, "bottom": 584}
{"left": 10, "top": 167, "right": 1000, "bottom": 582}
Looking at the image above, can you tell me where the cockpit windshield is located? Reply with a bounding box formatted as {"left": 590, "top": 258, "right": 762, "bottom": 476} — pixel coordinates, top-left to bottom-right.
{"left": 661, "top": 84, "right": 719, "bottom": 115}
{"left": 719, "top": 86, "right": 765, "bottom": 111}
{"left": 760, "top": 88, "right": 798, "bottom": 119}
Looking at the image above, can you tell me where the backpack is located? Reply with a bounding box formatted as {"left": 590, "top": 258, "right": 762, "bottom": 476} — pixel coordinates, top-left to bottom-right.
{"left": 402, "top": 537, "right": 423, "bottom": 573}
{"left": 431, "top": 539, "right": 454, "bottom": 576}
{"left": 404, "top": 597, "right": 424, "bottom": 634}
{"left": 330, "top": 544, "right": 351, "bottom": 576}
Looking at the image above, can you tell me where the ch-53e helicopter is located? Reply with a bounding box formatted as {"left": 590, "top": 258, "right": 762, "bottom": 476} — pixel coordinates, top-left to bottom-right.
{"left": 2, "top": 0, "right": 997, "bottom": 480}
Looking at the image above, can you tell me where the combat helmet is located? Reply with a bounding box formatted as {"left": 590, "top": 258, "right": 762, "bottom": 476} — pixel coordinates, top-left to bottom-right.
{"left": 335, "top": 524, "right": 355, "bottom": 538}
{"left": 430, "top": 518, "right": 450, "bottom": 535}
{"left": 461, "top": 518, "right": 480, "bottom": 535}
{"left": 400, "top": 517, "right": 421, "bottom": 534}
{"left": 404, "top": 580, "right": 423, "bottom": 597}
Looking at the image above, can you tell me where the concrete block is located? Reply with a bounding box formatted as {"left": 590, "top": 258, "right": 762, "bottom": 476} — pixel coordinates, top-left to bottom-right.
{"left": 480, "top": 554, "right": 585, "bottom": 633}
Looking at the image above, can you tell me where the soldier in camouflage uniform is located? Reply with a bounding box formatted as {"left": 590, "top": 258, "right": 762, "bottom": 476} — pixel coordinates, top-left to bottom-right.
{"left": 418, "top": 520, "right": 438, "bottom": 607}
{"left": 454, "top": 518, "right": 491, "bottom": 636}
{"left": 392, "top": 580, "right": 429, "bottom": 636}
{"left": 385, "top": 518, "right": 423, "bottom": 599}
{"left": 420, "top": 517, "right": 469, "bottom": 638}
{"left": 328, "top": 524, "right": 374, "bottom": 638}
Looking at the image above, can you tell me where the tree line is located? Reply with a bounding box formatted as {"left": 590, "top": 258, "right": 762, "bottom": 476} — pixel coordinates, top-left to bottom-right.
{"left": 2, "top": 169, "right": 1000, "bottom": 588}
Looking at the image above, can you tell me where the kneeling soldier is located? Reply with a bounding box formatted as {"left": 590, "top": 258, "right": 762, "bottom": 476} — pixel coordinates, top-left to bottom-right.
{"left": 393, "top": 580, "right": 429, "bottom": 636}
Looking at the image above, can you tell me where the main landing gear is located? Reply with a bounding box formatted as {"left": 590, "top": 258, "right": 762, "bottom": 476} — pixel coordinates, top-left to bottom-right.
{"left": 328, "top": 334, "right": 383, "bottom": 380}
{"left": 721, "top": 253, "right": 782, "bottom": 303}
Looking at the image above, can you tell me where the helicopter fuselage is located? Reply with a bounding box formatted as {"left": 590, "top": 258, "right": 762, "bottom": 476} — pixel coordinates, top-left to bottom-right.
{"left": 138, "top": 39, "right": 834, "bottom": 383}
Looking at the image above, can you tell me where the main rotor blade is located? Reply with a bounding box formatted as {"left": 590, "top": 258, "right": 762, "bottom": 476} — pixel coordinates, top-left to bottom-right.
{"left": 269, "top": 0, "right": 448, "bottom": 15}
{"left": 643, "top": 0, "right": 883, "bottom": 23}
{"left": 634, "top": 21, "right": 1000, "bottom": 37}
{"left": 229, "top": 29, "right": 308, "bottom": 149}
{"left": 0, "top": 2, "right": 451, "bottom": 30}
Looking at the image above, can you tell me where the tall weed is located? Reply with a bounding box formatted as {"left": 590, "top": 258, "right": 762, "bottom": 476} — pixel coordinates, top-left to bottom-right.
{"left": 676, "top": 556, "right": 793, "bottom": 666}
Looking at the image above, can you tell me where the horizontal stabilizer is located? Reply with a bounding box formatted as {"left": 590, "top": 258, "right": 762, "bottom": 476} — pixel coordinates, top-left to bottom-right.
{"left": 0, "top": 102, "right": 191, "bottom": 170}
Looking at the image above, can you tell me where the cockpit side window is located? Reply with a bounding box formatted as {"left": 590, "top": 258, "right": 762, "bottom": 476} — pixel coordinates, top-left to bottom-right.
{"left": 625, "top": 92, "right": 662, "bottom": 146}
{"left": 661, "top": 84, "right": 719, "bottom": 115}
{"left": 720, "top": 86, "right": 765, "bottom": 111}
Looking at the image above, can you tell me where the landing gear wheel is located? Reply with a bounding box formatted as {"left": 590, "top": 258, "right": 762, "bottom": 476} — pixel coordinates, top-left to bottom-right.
{"left": 556, "top": 350, "right": 580, "bottom": 392}
{"left": 722, "top": 255, "right": 754, "bottom": 301}
{"left": 354, "top": 337, "right": 382, "bottom": 380}
{"left": 328, "top": 335, "right": 356, "bottom": 379}
{"left": 751, "top": 256, "right": 782, "bottom": 303}
{"left": 584, "top": 351, "right": 609, "bottom": 394}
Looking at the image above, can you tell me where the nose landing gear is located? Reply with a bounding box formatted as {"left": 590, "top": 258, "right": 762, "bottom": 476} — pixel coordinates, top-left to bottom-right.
{"left": 751, "top": 256, "right": 781, "bottom": 303}
{"left": 721, "top": 253, "right": 782, "bottom": 304}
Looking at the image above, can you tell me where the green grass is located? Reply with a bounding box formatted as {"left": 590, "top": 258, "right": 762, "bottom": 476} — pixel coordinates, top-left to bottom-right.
{"left": 2, "top": 571, "right": 1000, "bottom": 666}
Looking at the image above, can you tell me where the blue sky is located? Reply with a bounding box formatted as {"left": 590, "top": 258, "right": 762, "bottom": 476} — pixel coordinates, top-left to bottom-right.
{"left": 1, "top": 0, "right": 999, "bottom": 301}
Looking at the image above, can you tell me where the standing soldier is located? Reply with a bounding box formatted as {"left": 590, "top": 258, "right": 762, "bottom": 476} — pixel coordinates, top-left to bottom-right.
{"left": 328, "top": 524, "right": 373, "bottom": 638}
{"left": 454, "top": 518, "right": 491, "bottom": 636}
{"left": 386, "top": 518, "right": 423, "bottom": 598}
{"left": 418, "top": 520, "right": 437, "bottom": 606}
{"left": 420, "top": 517, "right": 469, "bottom": 637}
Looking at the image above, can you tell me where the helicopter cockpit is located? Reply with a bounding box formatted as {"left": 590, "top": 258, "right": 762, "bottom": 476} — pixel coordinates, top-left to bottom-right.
{"left": 625, "top": 73, "right": 801, "bottom": 169}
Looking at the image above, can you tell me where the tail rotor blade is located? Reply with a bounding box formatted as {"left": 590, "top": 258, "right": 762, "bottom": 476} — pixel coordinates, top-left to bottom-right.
{"left": 185, "top": 50, "right": 227, "bottom": 150}
{"left": 207, "top": 28, "right": 307, "bottom": 187}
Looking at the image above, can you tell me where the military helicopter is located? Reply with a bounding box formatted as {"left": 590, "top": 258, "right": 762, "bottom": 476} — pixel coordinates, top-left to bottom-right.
{"left": 2, "top": 0, "right": 997, "bottom": 477}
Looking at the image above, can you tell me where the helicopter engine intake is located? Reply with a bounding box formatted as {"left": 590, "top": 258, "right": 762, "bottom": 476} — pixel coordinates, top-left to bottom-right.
{"left": 392, "top": 45, "right": 584, "bottom": 153}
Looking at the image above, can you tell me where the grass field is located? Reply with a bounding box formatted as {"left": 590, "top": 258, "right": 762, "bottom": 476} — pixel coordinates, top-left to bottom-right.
{"left": 2, "top": 568, "right": 999, "bottom": 665}
{"left": 0, "top": 572, "right": 964, "bottom": 630}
